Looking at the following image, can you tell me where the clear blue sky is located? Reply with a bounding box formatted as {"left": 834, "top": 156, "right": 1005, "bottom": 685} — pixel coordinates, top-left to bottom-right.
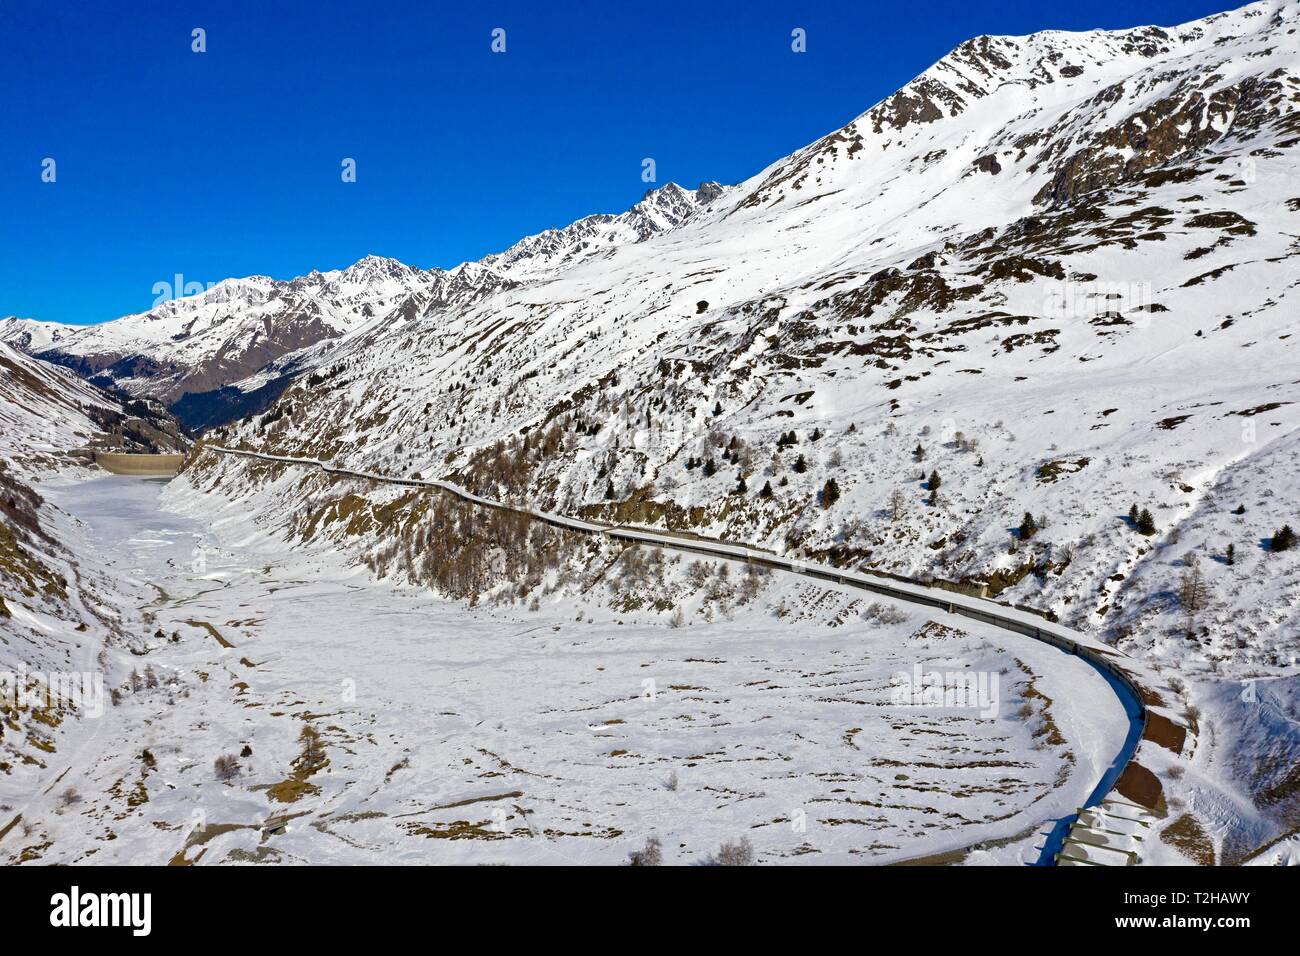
{"left": 0, "top": 0, "right": 1236, "bottom": 324}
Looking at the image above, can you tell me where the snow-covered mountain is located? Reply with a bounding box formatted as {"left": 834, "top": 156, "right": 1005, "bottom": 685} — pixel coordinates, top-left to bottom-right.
{"left": 1, "top": 181, "right": 729, "bottom": 423}
{"left": 0, "top": 316, "right": 79, "bottom": 352}
{"left": 480, "top": 181, "right": 729, "bottom": 279}
{"left": 0, "top": 342, "right": 186, "bottom": 804}
{"left": 211, "top": 0, "right": 1299, "bottom": 543}
{"left": 180, "top": 0, "right": 1300, "bottom": 862}
{"left": 0, "top": 341, "right": 185, "bottom": 473}
{"left": 7, "top": 4, "right": 1297, "bottom": 447}
{"left": 3, "top": 0, "right": 1298, "bottom": 864}
{"left": 3, "top": 258, "right": 502, "bottom": 411}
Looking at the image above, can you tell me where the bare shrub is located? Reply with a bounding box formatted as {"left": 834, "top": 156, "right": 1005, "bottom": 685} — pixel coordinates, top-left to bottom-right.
{"left": 1178, "top": 562, "right": 1210, "bottom": 618}
{"left": 863, "top": 602, "right": 909, "bottom": 626}
{"left": 628, "top": 835, "right": 663, "bottom": 866}
{"left": 685, "top": 560, "right": 712, "bottom": 591}
{"left": 887, "top": 488, "right": 907, "bottom": 521}
{"left": 214, "top": 754, "right": 241, "bottom": 782}
{"left": 706, "top": 835, "right": 755, "bottom": 866}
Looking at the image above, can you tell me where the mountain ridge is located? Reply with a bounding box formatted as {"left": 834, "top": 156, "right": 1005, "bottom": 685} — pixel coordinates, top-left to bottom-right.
{"left": 8, "top": 3, "right": 1298, "bottom": 422}
{"left": 0, "top": 179, "right": 735, "bottom": 417}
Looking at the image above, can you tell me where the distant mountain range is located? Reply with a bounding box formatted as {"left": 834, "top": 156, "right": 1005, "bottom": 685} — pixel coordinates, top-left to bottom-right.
{"left": 0, "top": 182, "right": 728, "bottom": 427}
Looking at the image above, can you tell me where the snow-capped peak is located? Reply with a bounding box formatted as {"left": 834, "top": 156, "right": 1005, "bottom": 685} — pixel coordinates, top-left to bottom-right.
{"left": 477, "top": 180, "right": 732, "bottom": 279}
{"left": 0, "top": 316, "right": 80, "bottom": 352}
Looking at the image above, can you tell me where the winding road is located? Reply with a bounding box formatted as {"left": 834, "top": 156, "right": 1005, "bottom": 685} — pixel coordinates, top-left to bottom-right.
{"left": 205, "top": 443, "right": 1156, "bottom": 864}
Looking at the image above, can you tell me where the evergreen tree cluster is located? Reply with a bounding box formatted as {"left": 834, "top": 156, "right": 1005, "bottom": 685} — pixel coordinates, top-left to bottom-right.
{"left": 1128, "top": 503, "right": 1156, "bottom": 535}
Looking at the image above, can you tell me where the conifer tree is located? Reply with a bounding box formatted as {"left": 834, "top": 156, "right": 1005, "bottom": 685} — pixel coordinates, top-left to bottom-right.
{"left": 822, "top": 478, "right": 840, "bottom": 508}
{"left": 1274, "top": 525, "right": 1296, "bottom": 552}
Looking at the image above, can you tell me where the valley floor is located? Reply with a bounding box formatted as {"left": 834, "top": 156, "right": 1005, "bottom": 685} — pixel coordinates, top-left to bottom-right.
{"left": 1, "top": 475, "right": 1131, "bottom": 865}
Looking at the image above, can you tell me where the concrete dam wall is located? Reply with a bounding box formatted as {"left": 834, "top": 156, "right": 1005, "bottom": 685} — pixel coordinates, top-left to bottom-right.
{"left": 93, "top": 452, "right": 185, "bottom": 476}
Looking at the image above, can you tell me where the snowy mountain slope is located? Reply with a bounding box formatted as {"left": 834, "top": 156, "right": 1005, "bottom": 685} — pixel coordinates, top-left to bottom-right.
{"left": 0, "top": 342, "right": 184, "bottom": 475}
{"left": 6, "top": 4, "right": 1295, "bottom": 435}
{"left": 4, "top": 256, "right": 513, "bottom": 414}
{"left": 0, "top": 343, "right": 188, "bottom": 790}
{"left": 0, "top": 316, "right": 78, "bottom": 353}
{"left": 182, "top": 0, "right": 1300, "bottom": 861}
{"left": 1, "top": 181, "right": 726, "bottom": 423}
{"left": 206, "top": 0, "right": 1299, "bottom": 561}
{"left": 0, "top": 461, "right": 112, "bottom": 794}
{"left": 480, "top": 181, "right": 729, "bottom": 279}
